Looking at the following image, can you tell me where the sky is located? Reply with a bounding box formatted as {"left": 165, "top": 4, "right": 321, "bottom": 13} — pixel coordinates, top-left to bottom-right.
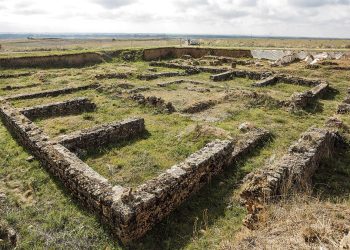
{"left": 0, "top": 0, "right": 350, "bottom": 38}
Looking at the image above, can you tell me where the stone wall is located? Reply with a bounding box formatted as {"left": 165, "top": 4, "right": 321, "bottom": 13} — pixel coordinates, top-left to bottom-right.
{"left": 4, "top": 83, "right": 99, "bottom": 101}
{"left": 181, "top": 100, "right": 217, "bottom": 113}
{"left": 0, "top": 102, "right": 121, "bottom": 226}
{"left": 240, "top": 127, "right": 343, "bottom": 228}
{"left": 95, "top": 73, "right": 132, "bottom": 80}
{"left": 143, "top": 47, "right": 252, "bottom": 61}
{"left": 55, "top": 118, "right": 145, "bottom": 152}
{"left": 0, "top": 99, "right": 272, "bottom": 243}
{"left": 137, "top": 71, "right": 186, "bottom": 81}
{"left": 20, "top": 97, "right": 96, "bottom": 120}
{"left": 290, "top": 82, "right": 329, "bottom": 109}
{"left": 116, "top": 128, "right": 270, "bottom": 241}
{"left": 1, "top": 83, "right": 40, "bottom": 91}
{"left": 210, "top": 71, "right": 234, "bottom": 81}
{"left": 0, "top": 52, "right": 104, "bottom": 69}
{"left": 129, "top": 94, "right": 176, "bottom": 113}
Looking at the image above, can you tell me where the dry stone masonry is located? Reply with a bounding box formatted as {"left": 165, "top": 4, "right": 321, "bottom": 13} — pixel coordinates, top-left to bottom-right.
{"left": 129, "top": 93, "right": 176, "bottom": 113}
{"left": 55, "top": 118, "right": 145, "bottom": 152}
{"left": 20, "top": 97, "right": 96, "bottom": 120}
{"left": 3, "top": 83, "right": 99, "bottom": 101}
{"left": 240, "top": 127, "right": 343, "bottom": 229}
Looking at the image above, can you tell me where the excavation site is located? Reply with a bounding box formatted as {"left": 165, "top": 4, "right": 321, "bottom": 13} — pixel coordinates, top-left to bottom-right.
{"left": 1, "top": 39, "right": 350, "bottom": 250}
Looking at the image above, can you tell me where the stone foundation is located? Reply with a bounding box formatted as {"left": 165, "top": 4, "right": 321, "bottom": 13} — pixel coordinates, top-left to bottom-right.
{"left": 95, "top": 73, "right": 132, "bottom": 80}
{"left": 129, "top": 94, "right": 176, "bottom": 113}
{"left": 19, "top": 97, "right": 96, "bottom": 120}
{"left": 290, "top": 82, "right": 329, "bottom": 109}
{"left": 0, "top": 99, "right": 271, "bottom": 243}
{"left": 4, "top": 83, "right": 99, "bottom": 101}
{"left": 137, "top": 71, "right": 186, "bottom": 81}
{"left": 240, "top": 127, "right": 343, "bottom": 228}
{"left": 1, "top": 83, "right": 40, "bottom": 91}
{"left": 210, "top": 71, "right": 234, "bottom": 81}
{"left": 117, "top": 127, "right": 271, "bottom": 241}
{"left": 181, "top": 100, "right": 217, "bottom": 113}
{"left": 55, "top": 118, "right": 145, "bottom": 152}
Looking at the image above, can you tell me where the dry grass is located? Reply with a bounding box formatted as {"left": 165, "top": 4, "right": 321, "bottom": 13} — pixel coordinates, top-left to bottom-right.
{"left": 223, "top": 195, "right": 350, "bottom": 250}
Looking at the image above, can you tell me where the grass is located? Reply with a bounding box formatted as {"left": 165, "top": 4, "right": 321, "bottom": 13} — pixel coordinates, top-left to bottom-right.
{"left": 0, "top": 48, "right": 350, "bottom": 249}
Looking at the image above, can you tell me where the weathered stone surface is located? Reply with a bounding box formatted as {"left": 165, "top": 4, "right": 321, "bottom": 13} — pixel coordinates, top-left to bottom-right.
{"left": 20, "top": 97, "right": 96, "bottom": 120}
{"left": 240, "top": 127, "right": 343, "bottom": 228}
{"left": 137, "top": 71, "right": 186, "bottom": 81}
{"left": 95, "top": 72, "right": 131, "bottom": 79}
{"left": 290, "top": 82, "right": 329, "bottom": 109}
{"left": 129, "top": 94, "right": 176, "bottom": 113}
{"left": 252, "top": 76, "right": 278, "bottom": 87}
{"left": 210, "top": 71, "right": 234, "bottom": 81}
{"left": 181, "top": 100, "right": 217, "bottom": 113}
{"left": 276, "top": 75, "right": 322, "bottom": 87}
{"left": 157, "top": 80, "right": 184, "bottom": 87}
{"left": 55, "top": 118, "right": 145, "bottom": 152}
{"left": 4, "top": 83, "right": 99, "bottom": 101}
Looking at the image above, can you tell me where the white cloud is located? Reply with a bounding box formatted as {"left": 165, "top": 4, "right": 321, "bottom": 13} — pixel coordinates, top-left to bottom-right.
{"left": 0, "top": 0, "right": 349, "bottom": 38}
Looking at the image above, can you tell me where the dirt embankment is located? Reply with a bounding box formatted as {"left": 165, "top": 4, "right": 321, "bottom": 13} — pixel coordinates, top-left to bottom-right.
{"left": 143, "top": 47, "right": 253, "bottom": 61}
{"left": 0, "top": 52, "right": 105, "bottom": 68}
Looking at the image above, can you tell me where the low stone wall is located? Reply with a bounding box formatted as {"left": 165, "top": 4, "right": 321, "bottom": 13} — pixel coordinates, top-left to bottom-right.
{"left": 4, "top": 83, "right": 99, "bottom": 101}
{"left": 253, "top": 74, "right": 323, "bottom": 87}
{"left": 149, "top": 61, "right": 230, "bottom": 74}
{"left": 0, "top": 72, "right": 31, "bottom": 78}
{"left": 290, "top": 82, "right": 329, "bottom": 109}
{"left": 20, "top": 97, "right": 96, "bottom": 120}
{"left": 0, "top": 52, "right": 104, "bottom": 69}
{"left": 276, "top": 75, "right": 322, "bottom": 87}
{"left": 143, "top": 47, "right": 252, "bottom": 61}
{"left": 240, "top": 126, "right": 342, "bottom": 228}
{"left": 1, "top": 83, "right": 40, "bottom": 91}
{"left": 232, "top": 70, "right": 273, "bottom": 80}
{"left": 0, "top": 102, "right": 120, "bottom": 227}
{"left": 129, "top": 94, "right": 176, "bottom": 113}
{"left": 95, "top": 73, "right": 131, "bottom": 80}
{"left": 252, "top": 76, "right": 278, "bottom": 87}
{"left": 0, "top": 99, "right": 272, "bottom": 242}
{"left": 210, "top": 71, "right": 234, "bottom": 81}
{"left": 157, "top": 80, "right": 184, "bottom": 87}
{"left": 117, "top": 127, "right": 270, "bottom": 241}
{"left": 137, "top": 71, "right": 185, "bottom": 81}
{"left": 55, "top": 118, "right": 145, "bottom": 152}
{"left": 181, "top": 100, "right": 217, "bottom": 113}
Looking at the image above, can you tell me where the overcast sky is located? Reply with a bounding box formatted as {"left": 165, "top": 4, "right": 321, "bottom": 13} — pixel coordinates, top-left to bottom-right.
{"left": 0, "top": 0, "right": 350, "bottom": 38}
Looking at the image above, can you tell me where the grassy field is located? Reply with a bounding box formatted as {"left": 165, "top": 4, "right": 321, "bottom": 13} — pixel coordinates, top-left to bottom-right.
{"left": 0, "top": 47, "right": 350, "bottom": 249}
{"left": 1, "top": 37, "right": 350, "bottom": 59}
